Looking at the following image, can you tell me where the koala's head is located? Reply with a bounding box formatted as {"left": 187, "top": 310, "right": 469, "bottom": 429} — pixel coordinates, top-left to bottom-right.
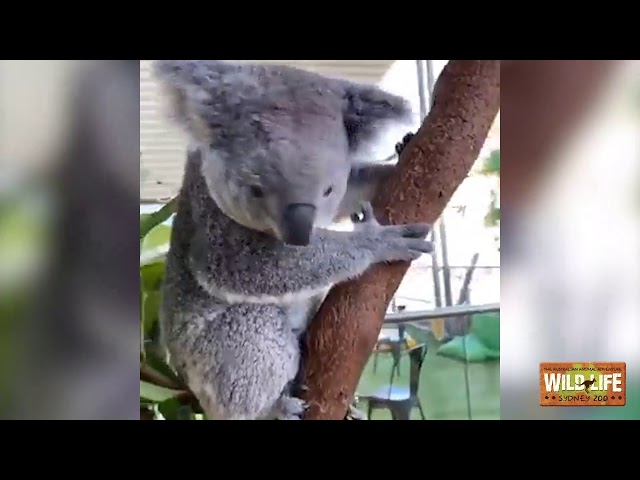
{"left": 154, "top": 60, "right": 412, "bottom": 246}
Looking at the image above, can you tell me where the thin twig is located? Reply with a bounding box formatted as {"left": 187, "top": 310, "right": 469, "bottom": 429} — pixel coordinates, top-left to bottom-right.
{"left": 140, "top": 363, "right": 182, "bottom": 390}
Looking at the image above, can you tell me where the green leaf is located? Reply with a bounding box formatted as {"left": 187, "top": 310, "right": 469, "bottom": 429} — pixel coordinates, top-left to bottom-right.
{"left": 484, "top": 206, "right": 501, "bottom": 227}
{"left": 140, "top": 198, "right": 178, "bottom": 242}
{"left": 140, "top": 380, "right": 184, "bottom": 403}
{"left": 140, "top": 281, "right": 146, "bottom": 359}
{"left": 158, "top": 398, "right": 194, "bottom": 420}
{"left": 139, "top": 214, "right": 153, "bottom": 244}
{"left": 141, "top": 224, "right": 172, "bottom": 259}
{"left": 140, "top": 223, "right": 172, "bottom": 266}
{"left": 141, "top": 250, "right": 168, "bottom": 268}
{"left": 481, "top": 150, "right": 500, "bottom": 176}
{"left": 157, "top": 397, "right": 180, "bottom": 419}
{"left": 140, "top": 261, "right": 166, "bottom": 292}
{"left": 142, "top": 290, "right": 162, "bottom": 336}
{"left": 143, "top": 224, "right": 172, "bottom": 248}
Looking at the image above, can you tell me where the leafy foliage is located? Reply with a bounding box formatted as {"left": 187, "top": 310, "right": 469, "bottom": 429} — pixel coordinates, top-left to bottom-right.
{"left": 139, "top": 198, "right": 206, "bottom": 420}
{"left": 479, "top": 149, "right": 500, "bottom": 250}
{"left": 480, "top": 149, "right": 500, "bottom": 176}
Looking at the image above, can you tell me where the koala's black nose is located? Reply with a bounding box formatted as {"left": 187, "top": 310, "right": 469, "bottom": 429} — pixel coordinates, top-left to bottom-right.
{"left": 281, "top": 203, "right": 316, "bottom": 246}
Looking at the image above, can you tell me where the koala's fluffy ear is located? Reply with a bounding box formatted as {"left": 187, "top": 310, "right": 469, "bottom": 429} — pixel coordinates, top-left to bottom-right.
{"left": 341, "top": 82, "right": 414, "bottom": 157}
{"left": 152, "top": 60, "right": 233, "bottom": 144}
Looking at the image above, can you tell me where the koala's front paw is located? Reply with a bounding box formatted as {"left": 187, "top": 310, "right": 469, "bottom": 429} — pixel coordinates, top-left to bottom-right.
{"left": 395, "top": 132, "right": 415, "bottom": 156}
{"left": 353, "top": 202, "right": 433, "bottom": 263}
{"left": 288, "top": 379, "right": 309, "bottom": 399}
{"left": 361, "top": 205, "right": 432, "bottom": 263}
{"left": 379, "top": 225, "right": 433, "bottom": 262}
{"left": 274, "top": 394, "right": 307, "bottom": 420}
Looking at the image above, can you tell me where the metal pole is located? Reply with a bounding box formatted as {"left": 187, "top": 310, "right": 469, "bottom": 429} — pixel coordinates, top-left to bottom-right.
{"left": 383, "top": 302, "right": 500, "bottom": 325}
{"left": 416, "top": 60, "right": 429, "bottom": 119}
{"left": 416, "top": 60, "right": 442, "bottom": 308}
{"left": 439, "top": 221, "right": 453, "bottom": 306}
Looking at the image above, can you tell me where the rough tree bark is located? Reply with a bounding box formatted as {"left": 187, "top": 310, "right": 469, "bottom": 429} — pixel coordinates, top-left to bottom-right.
{"left": 299, "top": 60, "right": 501, "bottom": 420}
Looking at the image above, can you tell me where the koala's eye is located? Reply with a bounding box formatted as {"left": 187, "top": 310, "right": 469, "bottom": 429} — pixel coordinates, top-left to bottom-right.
{"left": 250, "top": 186, "right": 264, "bottom": 198}
{"left": 323, "top": 186, "right": 333, "bottom": 197}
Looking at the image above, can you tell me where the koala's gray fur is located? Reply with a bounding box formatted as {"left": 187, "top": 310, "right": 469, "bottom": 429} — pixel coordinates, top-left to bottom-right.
{"left": 154, "top": 60, "right": 433, "bottom": 420}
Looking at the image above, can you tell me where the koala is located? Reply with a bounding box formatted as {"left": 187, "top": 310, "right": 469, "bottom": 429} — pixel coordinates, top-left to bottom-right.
{"left": 154, "top": 60, "right": 433, "bottom": 420}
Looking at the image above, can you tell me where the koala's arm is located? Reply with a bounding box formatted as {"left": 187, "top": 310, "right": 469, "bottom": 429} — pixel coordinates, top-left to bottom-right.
{"left": 189, "top": 208, "right": 432, "bottom": 303}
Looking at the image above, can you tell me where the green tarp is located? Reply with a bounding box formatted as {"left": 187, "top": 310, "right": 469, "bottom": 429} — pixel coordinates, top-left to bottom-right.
{"left": 437, "top": 312, "right": 500, "bottom": 362}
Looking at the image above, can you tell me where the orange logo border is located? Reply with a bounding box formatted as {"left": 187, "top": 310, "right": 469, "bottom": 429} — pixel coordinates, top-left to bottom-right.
{"left": 539, "top": 362, "right": 626, "bottom": 407}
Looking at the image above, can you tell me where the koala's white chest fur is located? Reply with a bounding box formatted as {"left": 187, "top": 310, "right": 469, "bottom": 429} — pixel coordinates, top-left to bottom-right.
{"left": 284, "top": 287, "right": 332, "bottom": 335}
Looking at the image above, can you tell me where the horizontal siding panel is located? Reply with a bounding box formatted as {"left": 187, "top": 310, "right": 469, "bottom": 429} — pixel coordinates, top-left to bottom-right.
{"left": 140, "top": 143, "right": 187, "bottom": 150}
{"left": 141, "top": 150, "right": 187, "bottom": 157}
{"left": 141, "top": 60, "right": 393, "bottom": 80}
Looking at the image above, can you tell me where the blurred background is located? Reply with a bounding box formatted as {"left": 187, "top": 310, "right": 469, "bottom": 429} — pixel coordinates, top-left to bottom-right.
{"left": 0, "top": 60, "right": 140, "bottom": 419}
{"left": 501, "top": 60, "right": 640, "bottom": 419}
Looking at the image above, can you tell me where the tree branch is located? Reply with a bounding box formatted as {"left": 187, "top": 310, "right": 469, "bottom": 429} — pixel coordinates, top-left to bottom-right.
{"left": 299, "top": 60, "right": 501, "bottom": 420}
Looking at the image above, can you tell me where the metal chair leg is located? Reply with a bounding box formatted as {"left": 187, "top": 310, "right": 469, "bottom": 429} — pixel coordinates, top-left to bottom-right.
{"left": 392, "top": 350, "right": 401, "bottom": 377}
{"left": 390, "top": 404, "right": 411, "bottom": 420}
{"left": 417, "top": 399, "right": 426, "bottom": 420}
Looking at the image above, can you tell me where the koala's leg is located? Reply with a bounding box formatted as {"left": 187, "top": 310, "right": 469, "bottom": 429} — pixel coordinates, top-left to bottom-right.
{"left": 288, "top": 329, "right": 310, "bottom": 397}
{"left": 267, "top": 336, "right": 310, "bottom": 420}
{"left": 271, "top": 389, "right": 308, "bottom": 420}
{"left": 168, "top": 304, "right": 302, "bottom": 420}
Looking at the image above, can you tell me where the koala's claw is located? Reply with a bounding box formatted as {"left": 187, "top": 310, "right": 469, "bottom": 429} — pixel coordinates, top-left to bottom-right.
{"left": 406, "top": 238, "right": 435, "bottom": 254}
{"left": 274, "top": 395, "right": 307, "bottom": 420}
{"left": 358, "top": 201, "right": 377, "bottom": 224}
{"left": 351, "top": 201, "right": 379, "bottom": 227}
{"left": 399, "top": 223, "right": 431, "bottom": 239}
{"left": 380, "top": 223, "right": 432, "bottom": 240}
{"left": 395, "top": 132, "right": 415, "bottom": 156}
{"left": 375, "top": 222, "right": 434, "bottom": 263}
{"left": 289, "top": 381, "right": 310, "bottom": 397}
